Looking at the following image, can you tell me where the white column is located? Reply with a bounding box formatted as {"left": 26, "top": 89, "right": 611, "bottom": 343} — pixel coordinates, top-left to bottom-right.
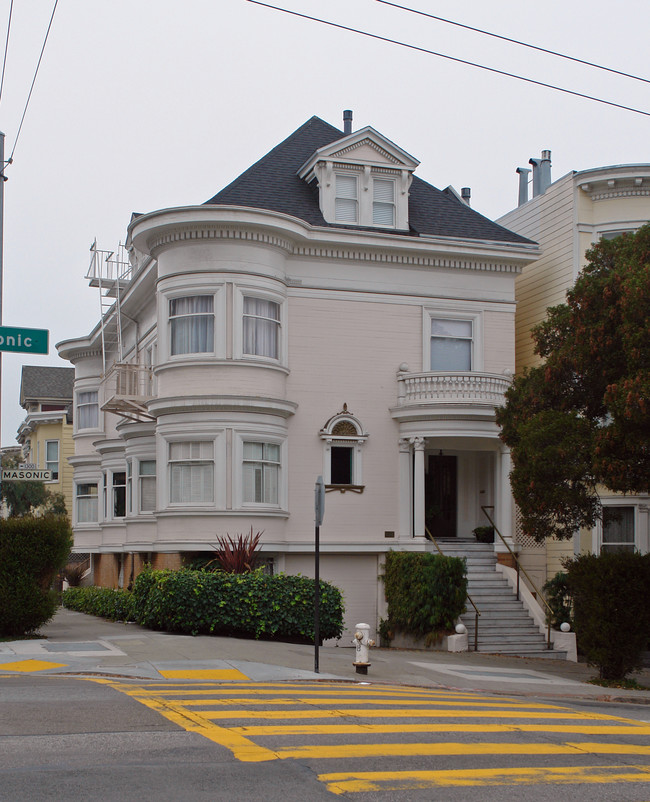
{"left": 412, "top": 436, "right": 426, "bottom": 538}
{"left": 398, "top": 438, "right": 412, "bottom": 539}
{"left": 495, "top": 446, "right": 515, "bottom": 552}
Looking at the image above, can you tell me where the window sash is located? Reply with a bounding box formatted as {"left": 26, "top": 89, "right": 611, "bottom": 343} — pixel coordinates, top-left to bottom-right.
{"left": 77, "top": 391, "right": 99, "bottom": 429}
{"left": 430, "top": 318, "right": 473, "bottom": 371}
{"left": 373, "top": 179, "right": 395, "bottom": 226}
{"left": 45, "top": 440, "right": 59, "bottom": 480}
{"left": 169, "top": 442, "right": 214, "bottom": 503}
{"left": 602, "top": 507, "right": 635, "bottom": 552}
{"left": 335, "top": 174, "right": 358, "bottom": 223}
{"left": 76, "top": 483, "right": 98, "bottom": 523}
{"left": 243, "top": 441, "right": 280, "bottom": 504}
{"left": 169, "top": 295, "right": 214, "bottom": 355}
{"left": 139, "top": 460, "right": 156, "bottom": 512}
{"left": 243, "top": 297, "right": 280, "bottom": 358}
{"left": 112, "top": 472, "right": 126, "bottom": 518}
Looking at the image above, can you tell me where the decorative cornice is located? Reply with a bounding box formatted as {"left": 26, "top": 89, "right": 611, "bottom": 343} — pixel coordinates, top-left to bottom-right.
{"left": 589, "top": 188, "right": 650, "bottom": 201}
{"left": 291, "top": 245, "right": 521, "bottom": 273}
{"left": 147, "top": 225, "right": 294, "bottom": 257}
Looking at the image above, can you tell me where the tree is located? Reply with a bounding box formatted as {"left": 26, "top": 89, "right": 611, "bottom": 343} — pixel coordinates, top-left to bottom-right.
{"left": 0, "top": 455, "right": 67, "bottom": 517}
{"left": 496, "top": 225, "right": 650, "bottom": 541}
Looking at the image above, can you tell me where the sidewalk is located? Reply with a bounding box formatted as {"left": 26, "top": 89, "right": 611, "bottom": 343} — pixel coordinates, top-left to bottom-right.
{"left": 2, "top": 608, "right": 649, "bottom": 705}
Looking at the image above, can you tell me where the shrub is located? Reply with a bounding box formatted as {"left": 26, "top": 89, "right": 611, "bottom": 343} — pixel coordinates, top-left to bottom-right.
{"left": 472, "top": 526, "right": 494, "bottom": 544}
{"left": 543, "top": 571, "right": 573, "bottom": 630}
{"left": 64, "top": 567, "right": 345, "bottom": 643}
{"left": 62, "top": 586, "right": 136, "bottom": 621}
{"left": 566, "top": 551, "right": 650, "bottom": 681}
{"left": 382, "top": 551, "right": 467, "bottom": 641}
{"left": 0, "top": 515, "right": 72, "bottom": 636}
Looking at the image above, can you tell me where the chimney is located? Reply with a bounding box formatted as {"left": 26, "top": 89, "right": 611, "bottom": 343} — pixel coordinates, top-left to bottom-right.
{"left": 343, "top": 109, "right": 353, "bottom": 135}
{"left": 461, "top": 187, "right": 471, "bottom": 206}
{"left": 540, "top": 149, "right": 552, "bottom": 193}
{"left": 529, "top": 157, "right": 541, "bottom": 197}
{"left": 516, "top": 167, "right": 531, "bottom": 206}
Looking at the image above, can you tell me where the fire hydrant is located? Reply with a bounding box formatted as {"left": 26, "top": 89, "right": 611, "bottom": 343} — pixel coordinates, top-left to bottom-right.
{"left": 353, "top": 623, "right": 375, "bottom": 675}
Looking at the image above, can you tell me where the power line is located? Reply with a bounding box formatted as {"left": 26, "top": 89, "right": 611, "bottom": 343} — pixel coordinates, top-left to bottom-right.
{"left": 246, "top": 1, "right": 650, "bottom": 119}
{"left": 0, "top": 0, "right": 14, "bottom": 108}
{"left": 8, "top": 0, "right": 59, "bottom": 164}
{"left": 377, "top": 0, "right": 650, "bottom": 86}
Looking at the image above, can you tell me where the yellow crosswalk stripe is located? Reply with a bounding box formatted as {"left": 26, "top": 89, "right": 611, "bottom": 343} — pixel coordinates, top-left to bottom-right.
{"left": 161, "top": 695, "right": 561, "bottom": 709}
{"left": 319, "top": 764, "right": 650, "bottom": 794}
{"left": 233, "top": 722, "right": 650, "bottom": 736}
{"left": 274, "top": 741, "right": 650, "bottom": 760}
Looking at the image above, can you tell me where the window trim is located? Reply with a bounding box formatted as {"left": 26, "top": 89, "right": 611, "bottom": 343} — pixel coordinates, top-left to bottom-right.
{"left": 168, "top": 294, "right": 215, "bottom": 357}
{"left": 233, "top": 431, "right": 287, "bottom": 511}
{"left": 423, "top": 308, "right": 483, "bottom": 373}
{"left": 167, "top": 439, "right": 216, "bottom": 507}
{"left": 75, "top": 481, "right": 99, "bottom": 524}
{"left": 596, "top": 504, "right": 637, "bottom": 554}
{"left": 45, "top": 439, "right": 59, "bottom": 481}
{"left": 75, "top": 388, "right": 100, "bottom": 432}
{"left": 319, "top": 408, "right": 368, "bottom": 491}
{"left": 233, "top": 286, "right": 287, "bottom": 365}
{"left": 160, "top": 284, "right": 225, "bottom": 362}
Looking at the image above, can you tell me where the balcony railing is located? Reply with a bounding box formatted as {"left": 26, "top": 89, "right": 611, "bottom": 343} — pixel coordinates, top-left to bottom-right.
{"left": 101, "top": 363, "right": 154, "bottom": 419}
{"left": 396, "top": 371, "right": 511, "bottom": 407}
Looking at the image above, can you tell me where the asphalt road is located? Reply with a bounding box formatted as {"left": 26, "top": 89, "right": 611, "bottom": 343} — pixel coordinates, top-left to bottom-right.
{"left": 2, "top": 675, "right": 650, "bottom": 801}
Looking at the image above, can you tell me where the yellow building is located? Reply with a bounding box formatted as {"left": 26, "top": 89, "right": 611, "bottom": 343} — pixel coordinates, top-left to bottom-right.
{"left": 498, "top": 157, "right": 650, "bottom": 588}
{"left": 17, "top": 365, "right": 75, "bottom": 516}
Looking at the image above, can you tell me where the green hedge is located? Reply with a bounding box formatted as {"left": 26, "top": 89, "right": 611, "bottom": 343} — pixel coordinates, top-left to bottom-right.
{"left": 63, "top": 567, "right": 344, "bottom": 642}
{"left": 62, "top": 586, "right": 136, "bottom": 622}
{"left": 0, "top": 515, "right": 72, "bottom": 636}
{"left": 566, "top": 551, "right": 650, "bottom": 680}
{"left": 382, "top": 551, "right": 467, "bottom": 640}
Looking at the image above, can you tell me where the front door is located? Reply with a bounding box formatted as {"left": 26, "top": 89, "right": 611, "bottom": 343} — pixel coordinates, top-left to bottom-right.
{"left": 426, "top": 455, "right": 457, "bottom": 538}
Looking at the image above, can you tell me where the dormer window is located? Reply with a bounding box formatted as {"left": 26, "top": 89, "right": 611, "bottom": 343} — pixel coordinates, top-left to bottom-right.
{"left": 298, "top": 125, "right": 419, "bottom": 232}
{"left": 373, "top": 178, "right": 395, "bottom": 226}
{"left": 335, "top": 174, "right": 358, "bottom": 223}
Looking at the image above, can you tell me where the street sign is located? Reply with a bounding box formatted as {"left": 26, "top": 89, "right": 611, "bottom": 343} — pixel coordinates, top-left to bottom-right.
{"left": 315, "top": 475, "right": 325, "bottom": 526}
{"left": 1, "top": 469, "right": 52, "bottom": 481}
{"left": 0, "top": 326, "right": 49, "bottom": 354}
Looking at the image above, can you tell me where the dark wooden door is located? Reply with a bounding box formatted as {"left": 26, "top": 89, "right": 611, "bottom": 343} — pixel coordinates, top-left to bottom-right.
{"left": 426, "top": 455, "right": 457, "bottom": 538}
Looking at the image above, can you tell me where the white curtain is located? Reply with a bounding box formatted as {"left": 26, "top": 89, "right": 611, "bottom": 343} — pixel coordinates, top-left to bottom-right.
{"left": 170, "top": 296, "right": 214, "bottom": 355}
{"left": 430, "top": 319, "right": 472, "bottom": 371}
{"left": 243, "top": 297, "right": 279, "bottom": 358}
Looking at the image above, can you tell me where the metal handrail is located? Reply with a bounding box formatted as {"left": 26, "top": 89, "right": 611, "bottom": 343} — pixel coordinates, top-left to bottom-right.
{"left": 481, "top": 506, "right": 554, "bottom": 650}
{"left": 425, "top": 526, "right": 480, "bottom": 652}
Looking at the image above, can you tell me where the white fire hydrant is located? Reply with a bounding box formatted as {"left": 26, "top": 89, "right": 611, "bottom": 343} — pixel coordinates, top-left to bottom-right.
{"left": 353, "top": 622, "right": 375, "bottom": 675}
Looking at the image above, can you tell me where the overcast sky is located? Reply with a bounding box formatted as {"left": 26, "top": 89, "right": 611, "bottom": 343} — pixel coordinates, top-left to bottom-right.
{"left": 1, "top": 0, "right": 648, "bottom": 445}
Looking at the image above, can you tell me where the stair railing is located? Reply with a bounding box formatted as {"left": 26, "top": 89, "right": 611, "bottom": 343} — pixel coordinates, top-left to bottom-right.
{"left": 425, "top": 526, "right": 480, "bottom": 652}
{"left": 481, "top": 505, "right": 554, "bottom": 650}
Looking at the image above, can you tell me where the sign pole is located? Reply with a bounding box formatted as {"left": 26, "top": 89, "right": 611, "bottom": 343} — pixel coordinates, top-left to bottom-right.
{"left": 314, "top": 476, "right": 325, "bottom": 674}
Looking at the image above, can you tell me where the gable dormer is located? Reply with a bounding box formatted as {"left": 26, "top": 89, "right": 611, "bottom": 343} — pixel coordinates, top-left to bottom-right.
{"left": 298, "top": 126, "right": 419, "bottom": 231}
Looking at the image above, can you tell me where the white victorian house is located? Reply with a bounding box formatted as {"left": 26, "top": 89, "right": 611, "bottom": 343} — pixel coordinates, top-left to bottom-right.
{"left": 58, "top": 113, "right": 539, "bottom": 639}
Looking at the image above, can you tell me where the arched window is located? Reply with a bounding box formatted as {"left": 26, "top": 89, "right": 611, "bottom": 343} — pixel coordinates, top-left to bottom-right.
{"left": 319, "top": 405, "right": 368, "bottom": 492}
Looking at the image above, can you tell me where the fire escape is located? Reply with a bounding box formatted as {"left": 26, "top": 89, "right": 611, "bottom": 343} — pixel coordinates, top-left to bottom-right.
{"left": 86, "top": 241, "right": 154, "bottom": 421}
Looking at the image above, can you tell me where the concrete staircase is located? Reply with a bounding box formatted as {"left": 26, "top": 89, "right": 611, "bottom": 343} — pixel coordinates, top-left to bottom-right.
{"left": 436, "top": 539, "right": 566, "bottom": 659}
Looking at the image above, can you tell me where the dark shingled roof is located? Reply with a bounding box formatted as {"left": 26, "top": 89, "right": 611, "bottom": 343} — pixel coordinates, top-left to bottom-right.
{"left": 20, "top": 365, "right": 75, "bottom": 406}
{"left": 205, "top": 116, "right": 533, "bottom": 245}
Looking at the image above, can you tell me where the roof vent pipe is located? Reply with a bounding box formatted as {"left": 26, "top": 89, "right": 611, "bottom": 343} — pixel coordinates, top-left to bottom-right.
{"left": 516, "top": 167, "right": 531, "bottom": 206}
{"left": 540, "top": 150, "right": 552, "bottom": 193}
{"left": 461, "top": 187, "right": 471, "bottom": 206}
{"left": 529, "top": 157, "right": 541, "bottom": 197}
{"left": 343, "top": 109, "right": 353, "bottom": 135}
